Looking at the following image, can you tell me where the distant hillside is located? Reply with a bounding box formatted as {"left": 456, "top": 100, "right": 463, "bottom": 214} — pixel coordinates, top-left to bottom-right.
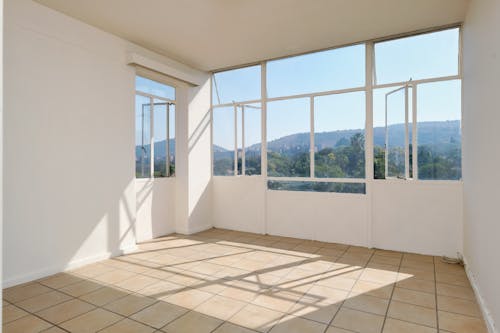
{"left": 139, "top": 120, "right": 461, "bottom": 157}
{"left": 247, "top": 120, "right": 460, "bottom": 153}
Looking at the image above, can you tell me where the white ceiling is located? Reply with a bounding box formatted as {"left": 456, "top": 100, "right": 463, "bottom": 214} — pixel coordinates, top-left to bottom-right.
{"left": 35, "top": 0, "right": 469, "bottom": 71}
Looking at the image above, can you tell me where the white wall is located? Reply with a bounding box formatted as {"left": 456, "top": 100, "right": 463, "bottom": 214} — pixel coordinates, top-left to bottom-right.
{"left": 3, "top": 0, "right": 204, "bottom": 287}
{"left": 463, "top": 0, "right": 500, "bottom": 331}
{"left": 372, "top": 181, "right": 463, "bottom": 256}
{"left": 135, "top": 179, "right": 176, "bottom": 242}
{"left": 213, "top": 177, "right": 266, "bottom": 234}
{"left": 212, "top": 177, "right": 462, "bottom": 254}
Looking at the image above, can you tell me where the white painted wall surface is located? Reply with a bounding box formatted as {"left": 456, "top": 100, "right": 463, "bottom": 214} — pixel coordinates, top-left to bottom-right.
{"left": 186, "top": 78, "right": 213, "bottom": 234}
{"left": 267, "top": 189, "right": 369, "bottom": 246}
{"left": 3, "top": 0, "right": 200, "bottom": 287}
{"left": 463, "top": 0, "right": 500, "bottom": 331}
{"left": 212, "top": 178, "right": 462, "bottom": 255}
{"left": 372, "top": 181, "right": 463, "bottom": 257}
{"left": 213, "top": 177, "right": 266, "bottom": 234}
{"left": 135, "top": 179, "right": 176, "bottom": 243}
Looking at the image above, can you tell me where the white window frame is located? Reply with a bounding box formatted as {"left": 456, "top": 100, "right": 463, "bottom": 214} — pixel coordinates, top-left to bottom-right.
{"left": 135, "top": 85, "right": 176, "bottom": 179}
{"left": 211, "top": 24, "right": 463, "bottom": 184}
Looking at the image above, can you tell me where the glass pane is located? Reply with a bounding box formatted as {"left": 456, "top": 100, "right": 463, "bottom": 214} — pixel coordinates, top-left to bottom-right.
{"left": 386, "top": 87, "right": 407, "bottom": 178}
{"left": 244, "top": 104, "right": 262, "bottom": 176}
{"left": 267, "top": 98, "right": 310, "bottom": 177}
{"left": 212, "top": 65, "right": 261, "bottom": 105}
{"left": 375, "top": 28, "right": 459, "bottom": 84}
{"left": 169, "top": 104, "right": 176, "bottom": 176}
{"left": 314, "top": 92, "right": 365, "bottom": 178}
{"left": 213, "top": 107, "right": 235, "bottom": 176}
{"left": 135, "top": 95, "right": 151, "bottom": 178}
{"left": 267, "top": 44, "right": 365, "bottom": 98}
{"left": 237, "top": 108, "right": 243, "bottom": 175}
{"left": 267, "top": 181, "right": 365, "bottom": 194}
{"left": 153, "top": 99, "right": 167, "bottom": 178}
{"left": 417, "top": 80, "right": 461, "bottom": 180}
{"left": 136, "top": 76, "right": 175, "bottom": 100}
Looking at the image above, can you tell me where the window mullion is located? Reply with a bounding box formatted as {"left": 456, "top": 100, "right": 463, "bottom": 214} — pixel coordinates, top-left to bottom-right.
{"left": 166, "top": 103, "right": 170, "bottom": 177}
{"left": 150, "top": 97, "right": 155, "bottom": 178}
{"left": 242, "top": 106, "right": 246, "bottom": 176}
{"left": 234, "top": 104, "right": 238, "bottom": 176}
{"left": 412, "top": 85, "right": 418, "bottom": 179}
{"left": 310, "top": 97, "right": 315, "bottom": 179}
{"left": 404, "top": 85, "right": 410, "bottom": 179}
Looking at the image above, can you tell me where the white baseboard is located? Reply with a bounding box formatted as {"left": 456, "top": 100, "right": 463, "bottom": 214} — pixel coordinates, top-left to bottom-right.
{"left": 3, "top": 245, "right": 137, "bottom": 289}
{"left": 463, "top": 256, "right": 498, "bottom": 333}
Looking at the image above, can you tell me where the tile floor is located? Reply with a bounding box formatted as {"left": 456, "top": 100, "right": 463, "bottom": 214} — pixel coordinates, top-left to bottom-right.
{"left": 2, "top": 228, "right": 488, "bottom": 333}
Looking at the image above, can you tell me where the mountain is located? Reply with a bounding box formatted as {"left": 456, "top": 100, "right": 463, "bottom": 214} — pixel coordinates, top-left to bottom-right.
{"left": 139, "top": 120, "right": 461, "bottom": 157}
{"left": 245, "top": 120, "right": 460, "bottom": 153}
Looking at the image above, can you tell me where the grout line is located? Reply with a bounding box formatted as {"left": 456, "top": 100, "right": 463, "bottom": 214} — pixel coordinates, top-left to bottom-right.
{"left": 378, "top": 250, "right": 403, "bottom": 333}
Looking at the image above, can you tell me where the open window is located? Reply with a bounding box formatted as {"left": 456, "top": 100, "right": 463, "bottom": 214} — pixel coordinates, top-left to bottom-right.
{"left": 135, "top": 76, "right": 176, "bottom": 178}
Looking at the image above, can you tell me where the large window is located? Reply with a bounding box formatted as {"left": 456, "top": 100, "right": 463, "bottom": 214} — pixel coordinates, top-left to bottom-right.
{"left": 212, "top": 27, "right": 462, "bottom": 190}
{"left": 373, "top": 28, "right": 461, "bottom": 180}
{"left": 135, "top": 76, "right": 176, "bottom": 178}
{"left": 212, "top": 65, "right": 263, "bottom": 176}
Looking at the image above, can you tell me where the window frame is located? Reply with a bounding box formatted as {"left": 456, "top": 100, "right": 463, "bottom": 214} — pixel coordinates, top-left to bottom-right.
{"left": 135, "top": 75, "right": 177, "bottom": 179}
{"left": 211, "top": 24, "right": 463, "bottom": 186}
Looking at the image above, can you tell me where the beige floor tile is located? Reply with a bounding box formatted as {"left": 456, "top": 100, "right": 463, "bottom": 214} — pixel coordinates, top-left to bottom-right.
{"left": 269, "top": 314, "right": 327, "bottom": 333}
{"left": 383, "top": 318, "right": 437, "bottom": 333}
{"left": 130, "top": 301, "right": 187, "bottom": 328}
{"left": 350, "top": 280, "right": 394, "bottom": 299}
{"left": 161, "top": 311, "right": 223, "bottom": 333}
{"left": 36, "top": 298, "right": 95, "bottom": 324}
{"left": 252, "top": 290, "right": 304, "bottom": 312}
{"left": 397, "top": 278, "right": 436, "bottom": 294}
{"left": 325, "top": 327, "right": 357, "bottom": 333}
{"left": 194, "top": 295, "right": 247, "bottom": 320}
{"left": 4, "top": 283, "right": 52, "bottom": 303}
{"left": 303, "top": 285, "right": 350, "bottom": 306}
{"left": 104, "top": 293, "right": 156, "bottom": 316}
{"left": 437, "top": 295, "right": 482, "bottom": 317}
{"left": 38, "top": 273, "right": 83, "bottom": 289}
{"left": 60, "top": 308, "right": 122, "bottom": 332}
{"left": 288, "top": 300, "right": 339, "bottom": 324}
{"left": 70, "top": 263, "right": 115, "bottom": 278}
{"left": 59, "top": 279, "right": 102, "bottom": 297}
{"left": 3, "top": 314, "right": 53, "bottom": 333}
{"left": 315, "top": 274, "right": 357, "bottom": 291}
{"left": 229, "top": 303, "right": 284, "bottom": 332}
{"left": 164, "top": 287, "right": 214, "bottom": 309}
{"left": 115, "top": 274, "right": 160, "bottom": 292}
{"left": 93, "top": 269, "right": 137, "bottom": 285}
{"left": 99, "top": 318, "right": 156, "bottom": 333}
{"left": 3, "top": 304, "right": 29, "bottom": 324}
{"left": 436, "top": 272, "right": 471, "bottom": 288}
{"left": 392, "top": 287, "right": 436, "bottom": 308}
{"left": 212, "top": 322, "right": 257, "bottom": 333}
{"left": 369, "top": 255, "right": 402, "bottom": 267}
{"left": 399, "top": 267, "right": 435, "bottom": 281}
{"left": 387, "top": 300, "right": 437, "bottom": 327}
{"left": 218, "top": 284, "right": 263, "bottom": 302}
{"left": 137, "top": 280, "right": 184, "bottom": 299}
{"left": 436, "top": 283, "right": 475, "bottom": 301}
{"left": 331, "top": 308, "right": 385, "bottom": 333}
{"left": 359, "top": 268, "right": 399, "bottom": 284}
{"left": 343, "top": 293, "right": 389, "bottom": 315}
{"left": 438, "top": 311, "right": 488, "bottom": 333}
{"left": 79, "top": 286, "right": 129, "bottom": 306}
{"left": 16, "top": 290, "right": 72, "bottom": 313}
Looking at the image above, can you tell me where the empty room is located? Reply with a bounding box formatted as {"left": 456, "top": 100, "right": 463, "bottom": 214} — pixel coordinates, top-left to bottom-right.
{"left": 2, "top": 0, "right": 500, "bottom": 332}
